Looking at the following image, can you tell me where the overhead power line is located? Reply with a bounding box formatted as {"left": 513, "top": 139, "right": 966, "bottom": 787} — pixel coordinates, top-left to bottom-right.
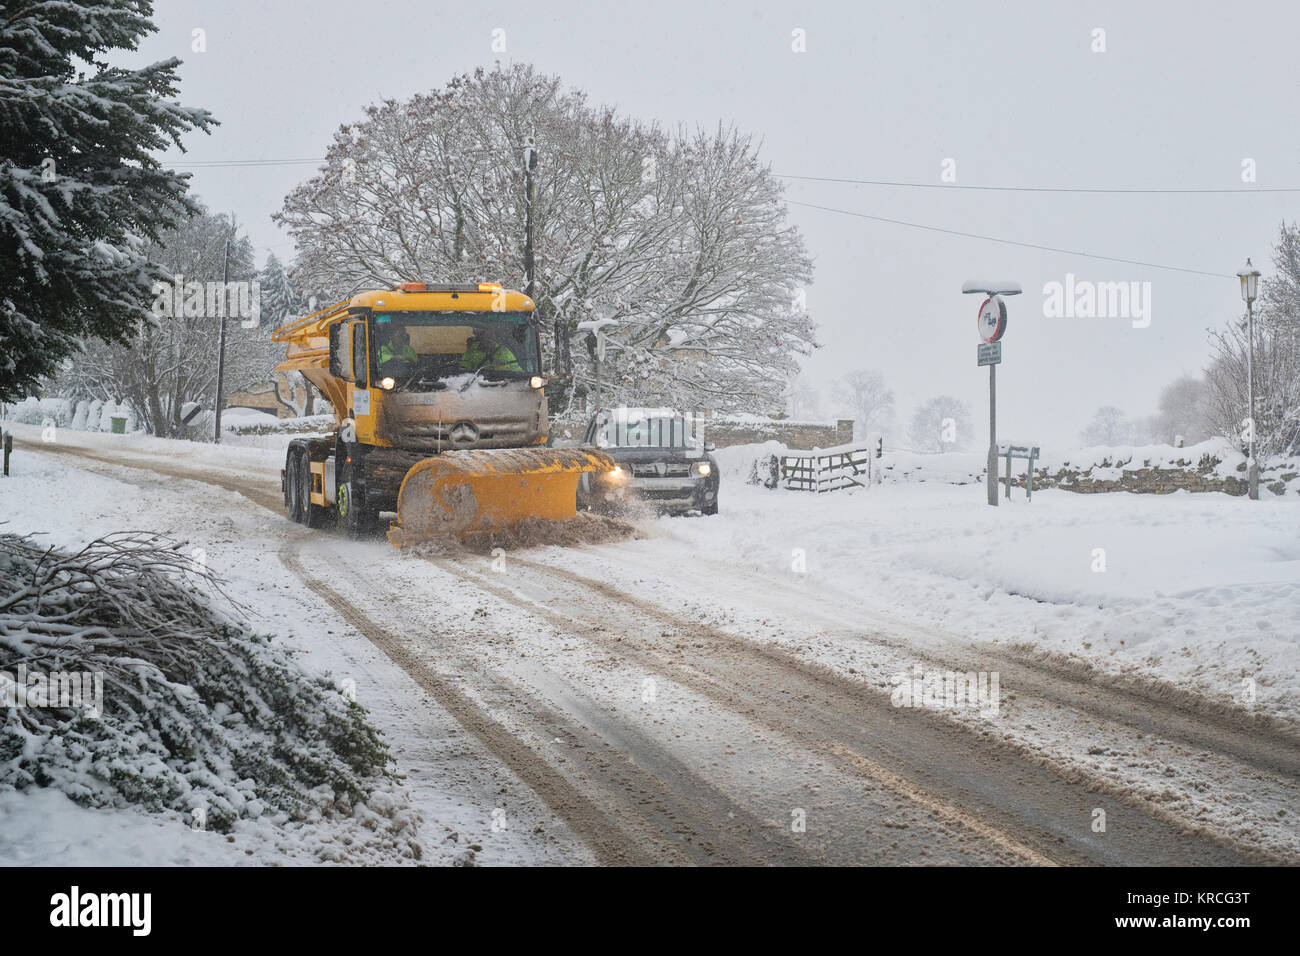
{"left": 778, "top": 173, "right": 1300, "bottom": 194}
{"left": 783, "top": 198, "right": 1235, "bottom": 278}
{"left": 169, "top": 158, "right": 325, "bottom": 168}
{"left": 166, "top": 158, "right": 1298, "bottom": 193}
{"left": 161, "top": 154, "right": 1245, "bottom": 277}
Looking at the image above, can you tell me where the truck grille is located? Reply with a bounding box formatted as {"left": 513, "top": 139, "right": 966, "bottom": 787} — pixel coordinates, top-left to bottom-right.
{"left": 384, "top": 417, "right": 538, "bottom": 450}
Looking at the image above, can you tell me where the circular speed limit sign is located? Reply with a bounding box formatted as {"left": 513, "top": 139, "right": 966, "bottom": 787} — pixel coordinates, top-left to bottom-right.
{"left": 977, "top": 295, "right": 1007, "bottom": 342}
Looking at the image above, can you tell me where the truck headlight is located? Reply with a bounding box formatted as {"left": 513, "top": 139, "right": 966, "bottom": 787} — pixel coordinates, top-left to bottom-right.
{"left": 380, "top": 377, "right": 396, "bottom": 390}
{"left": 530, "top": 376, "right": 546, "bottom": 389}
{"left": 693, "top": 461, "right": 712, "bottom": 477}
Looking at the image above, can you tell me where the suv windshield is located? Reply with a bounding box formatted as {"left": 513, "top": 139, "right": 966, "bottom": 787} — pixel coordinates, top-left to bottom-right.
{"left": 371, "top": 311, "right": 539, "bottom": 391}
{"left": 595, "top": 410, "right": 702, "bottom": 449}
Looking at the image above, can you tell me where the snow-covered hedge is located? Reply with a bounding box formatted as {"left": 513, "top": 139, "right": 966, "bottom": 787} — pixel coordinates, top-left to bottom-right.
{"left": 0, "top": 532, "right": 416, "bottom": 855}
{"left": 3, "top": 397, "right": 138, "bottom": 433}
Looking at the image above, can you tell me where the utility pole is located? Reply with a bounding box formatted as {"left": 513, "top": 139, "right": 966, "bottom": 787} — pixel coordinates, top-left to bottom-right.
{"left": 523, "top": 137, "right": 537, "bottom": 301}
{"left": 213, "top": 218, "right": 233, "bottom": 443}
{"left": 523, "top": 137, "right": 567, "bottom": 379}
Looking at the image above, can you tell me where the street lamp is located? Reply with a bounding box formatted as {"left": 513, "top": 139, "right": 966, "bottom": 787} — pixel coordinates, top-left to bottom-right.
{"left": 1236, "top": 257, "right": 1261, "bottom": 500}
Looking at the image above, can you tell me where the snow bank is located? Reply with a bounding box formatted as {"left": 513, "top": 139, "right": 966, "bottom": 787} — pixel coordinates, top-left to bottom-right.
{"left": 878, "top": 449, "right": 986, "bottom": 485}
{"left": 664, "top": 480, "right": 1300, "bottom": 719}
{"left": 712, "top": 439, "right": 787, "bottom": 485}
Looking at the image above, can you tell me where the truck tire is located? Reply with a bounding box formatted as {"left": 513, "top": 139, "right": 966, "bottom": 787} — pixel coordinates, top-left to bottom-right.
{"left": 286, "top": 449, "right": 305, "bottom": 523}
{"left": 337, "top": 454, "right": 377, "bottom": 539}
{"left": 297, "top": 451, "right": 330, "bottom": 529}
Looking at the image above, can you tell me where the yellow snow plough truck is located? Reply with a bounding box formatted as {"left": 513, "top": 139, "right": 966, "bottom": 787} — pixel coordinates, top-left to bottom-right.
{"left": 272, "top": 282, "right": 613, "bottom": 545}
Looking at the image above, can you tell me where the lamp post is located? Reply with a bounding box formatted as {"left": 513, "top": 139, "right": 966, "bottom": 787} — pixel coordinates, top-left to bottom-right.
{"left": 1236, "top": 257, "right": 1261, "bottom": 500}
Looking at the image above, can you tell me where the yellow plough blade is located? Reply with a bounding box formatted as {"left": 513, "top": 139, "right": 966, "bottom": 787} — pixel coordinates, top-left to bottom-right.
{"left": 388, "top": 447, "right": 615, "bottom": 546}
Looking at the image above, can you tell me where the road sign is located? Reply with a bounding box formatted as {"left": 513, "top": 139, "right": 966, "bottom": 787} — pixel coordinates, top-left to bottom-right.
{"left": 978, "top": 341, "right": 1002, "bottom": 366}
{"left": 978, "top": 295, "right": 1008, "bottom": 342}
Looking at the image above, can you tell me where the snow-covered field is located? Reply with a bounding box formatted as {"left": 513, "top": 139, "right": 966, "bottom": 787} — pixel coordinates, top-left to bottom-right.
{"left": 1, "top": 421, "right": 1297, "bottom": 864}
{"left": 704, "top": 458, "right": 1300, "bottom": 718}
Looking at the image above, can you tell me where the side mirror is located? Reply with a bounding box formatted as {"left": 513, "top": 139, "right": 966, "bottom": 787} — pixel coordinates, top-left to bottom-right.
{"left": 328, "top": 324, "right": 345, "bottom": 379}
{"left": 555, "top": 320, "right": 572, "bottom": 377}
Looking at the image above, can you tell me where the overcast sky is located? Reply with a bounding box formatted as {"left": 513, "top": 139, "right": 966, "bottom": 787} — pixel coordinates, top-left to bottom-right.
{"left": 128, "top": 0, "right": 1300, "bottom": 445}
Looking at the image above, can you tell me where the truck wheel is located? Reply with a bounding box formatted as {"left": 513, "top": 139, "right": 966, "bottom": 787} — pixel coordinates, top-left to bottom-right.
{"left": 286, "top": 449, "right": 305, "bottom": 523}
{"left": 337, "top": 478, "right": 377, "bottom": 539}
{"left": 297, "top": 452, "right": 324, "bottom": 528}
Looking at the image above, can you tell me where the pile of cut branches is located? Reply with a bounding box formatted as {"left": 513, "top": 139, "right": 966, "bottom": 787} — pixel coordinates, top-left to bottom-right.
{"left": 0, "top": 532, "right": 392, "bottom": 834}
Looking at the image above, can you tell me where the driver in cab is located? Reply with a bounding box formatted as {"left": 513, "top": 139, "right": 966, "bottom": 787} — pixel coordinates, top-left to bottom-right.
{"left": 460, "top": 332, "right": 522, "bottom": 373}
{"left": 377, "top": 324, "right": 418, "bottom": 379}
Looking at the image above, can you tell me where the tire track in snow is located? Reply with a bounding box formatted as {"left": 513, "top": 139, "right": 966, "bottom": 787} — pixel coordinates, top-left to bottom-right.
{"left": 280, "top": 547, "right": 823, "bottom": 865}
{"left": 535, "top": 543, "right": 1300, "bottom": 777}
{"left": 435, "top": 552, "right": 1273, "bottom": 865}
{"left": 422, "top": 553, "right": 1059, "bottom": 865}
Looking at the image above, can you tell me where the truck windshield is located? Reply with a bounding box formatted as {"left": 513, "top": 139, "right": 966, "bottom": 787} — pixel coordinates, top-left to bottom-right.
{"left": 371, "top": 311, "right": 539, "bottom": 390}
{"left": 596, "top": 410, "right": 703, "bottom": 449}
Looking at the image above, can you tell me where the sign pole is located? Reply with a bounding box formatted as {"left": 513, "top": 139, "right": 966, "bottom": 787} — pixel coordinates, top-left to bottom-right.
{"left": 987, "top": 363, "right": 998, "bottom": 506}
{"left": 964, "top": 281, "right": 1020, "bottom": 508}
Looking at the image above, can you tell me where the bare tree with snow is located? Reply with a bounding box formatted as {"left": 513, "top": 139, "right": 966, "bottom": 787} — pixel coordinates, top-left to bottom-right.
{"left": 60, "top": 206, "right": 279, "bottom": 436}
{"left": 909, "top": 395, "right": 971, "bottom": 452}
{"left": 832, "top": 369, "right": 893, "bottom": 439}
{"left": 275, "top": 64, "right": 816, "bottom": 416}
{"left": 1080, "top": 406, "right": 1132, "bottom": 446}
{"left": 1151, "top": 374, "right": 1212, "bottom": 445}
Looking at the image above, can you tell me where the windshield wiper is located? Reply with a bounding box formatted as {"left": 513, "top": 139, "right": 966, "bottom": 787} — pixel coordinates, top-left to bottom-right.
{"left": 459, "top": 364, "right": 489, "bottom": 392}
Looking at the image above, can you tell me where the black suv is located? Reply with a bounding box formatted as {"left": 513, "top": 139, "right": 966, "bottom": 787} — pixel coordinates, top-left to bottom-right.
{"left": 577, "top": 408, "right": 720, "bottom": 515}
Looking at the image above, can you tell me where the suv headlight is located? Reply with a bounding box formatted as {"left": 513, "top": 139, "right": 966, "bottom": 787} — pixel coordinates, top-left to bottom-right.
{"left": 692, "top": 461, "right": 712, "bottom": 478}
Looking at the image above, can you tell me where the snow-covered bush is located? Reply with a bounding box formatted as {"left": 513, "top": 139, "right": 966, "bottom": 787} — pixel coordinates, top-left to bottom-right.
{"left": 4, "top": 397, "right": 72, "bottom": 426}
{"left": 0, "top": 533, "right": 411, "bottom": 851}
{"left": 1, "top": 397, "right": 139, "bottom": 433}
{"left": 97, "top": 399, "right": 125, "bottom": 432}
{"left": 70, "top": 400, "right": 90, "bottom": 431}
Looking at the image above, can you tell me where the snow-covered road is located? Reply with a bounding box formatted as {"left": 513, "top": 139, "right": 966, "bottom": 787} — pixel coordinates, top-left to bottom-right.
{"left": 2, "top": 422, "right": 1298, "bottom": 865}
